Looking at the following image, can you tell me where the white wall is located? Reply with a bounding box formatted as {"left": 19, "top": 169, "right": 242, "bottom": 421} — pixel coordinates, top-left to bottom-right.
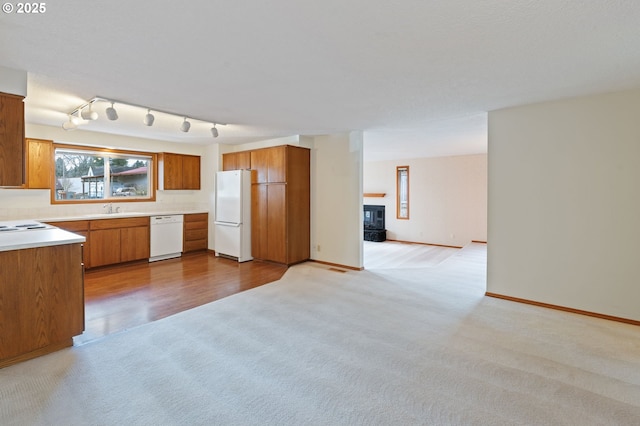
{"left": 311, "top": 132, "right": 364, "bottom": 269}
{"left": 364, "top": 154, "right": 487, "bottom": 247}
{"left": 0, "top": 66, "right": 27, "bottom": 96}
{"left": 488, "top": 89, "right": 640, "bottom": 321}
{"left": 0, "top": 123, "right": 213, "bottom": 223}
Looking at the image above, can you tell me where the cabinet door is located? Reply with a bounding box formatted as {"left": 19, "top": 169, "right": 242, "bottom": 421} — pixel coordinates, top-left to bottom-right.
{"left": 222, "top": 152, "right": 250, "bottom": 171}
{"left": 222, "top": 153, "right": 237, "bottom": 171}
{"left": 267, "top": 146, "right": 286, "bottom": 183}
{"left": 162, "top": 153, "right": 183, "bottom": 189}
{"left": 182, "top": 154, "right": 201, "bottom": 189}
{"left": 121, "top": 226, "right": 150, "bottom": 262}
{"left": 250, "top": 149, "right": 269, "bottom": 183}
{"left": 266, "top": 183, "right": 287, "bottom": 263}
{"left": 46, "top": 244, "right": 85, "bottom": 341}
{"left": 251, "top": 184, "right": 268, "bottom": 259}
{"left": 0, "top": 244, "right": 84, "bottom": 362}
{"left": 26, "top": 139, "right": 53, "bottom": 189}
{"left": 236, "top": 151, "right": 251, "bottom": 170}
{"left": 0, "top": 93, "right": 25, "bottom": 187}
{"left": 89, "top": 228, "right": 121, "bottom": 267}
{"left": 286, "top": 146, "right": 311, "bottom": 264}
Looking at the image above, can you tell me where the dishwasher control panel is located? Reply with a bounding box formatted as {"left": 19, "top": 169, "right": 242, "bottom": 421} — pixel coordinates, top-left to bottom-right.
{"left": 150, "top": 215, "right": 184, "bottom": 225}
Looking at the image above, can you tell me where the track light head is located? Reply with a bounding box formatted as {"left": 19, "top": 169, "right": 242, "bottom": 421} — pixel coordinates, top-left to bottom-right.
{"left": 105, "top": 102, "right": 118, "bottom": 120}
{"left": 81, "top": 104, "right": 98, "bottom": 121}
{"left": 143, "top": 109, "right": 155, "bottom": 126}
{"left": 180, "top": 117, "right": 191, "bottom": 132}
{"left": 211, "top": 124, "right": 219, "bottom": 138}
{"left": 62, "top": 114, "right": 78, "bottom": 131}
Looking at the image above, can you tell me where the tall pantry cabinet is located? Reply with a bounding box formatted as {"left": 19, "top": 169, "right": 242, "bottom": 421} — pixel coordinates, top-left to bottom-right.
{"left": 247, "top": 145, "right": 310, "bottom": 265}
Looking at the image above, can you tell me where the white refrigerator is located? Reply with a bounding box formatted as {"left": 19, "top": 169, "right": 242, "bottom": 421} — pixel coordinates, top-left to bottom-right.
{"left": 214, "top": 170, "right": 252, "bottom": 262}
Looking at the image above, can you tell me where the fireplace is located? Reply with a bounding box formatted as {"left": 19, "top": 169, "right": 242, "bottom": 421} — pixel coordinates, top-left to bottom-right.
{"left": 363, "top": 205, "right": 386, "bottom": 242}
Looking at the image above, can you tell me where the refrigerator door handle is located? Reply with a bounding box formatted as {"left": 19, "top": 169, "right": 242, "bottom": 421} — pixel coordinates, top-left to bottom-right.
{"left": 214, "top": 221, "right": 241, "bottom": 227}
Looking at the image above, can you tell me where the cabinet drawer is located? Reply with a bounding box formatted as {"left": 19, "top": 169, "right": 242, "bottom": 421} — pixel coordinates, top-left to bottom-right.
{"left": 185, "top": 228, "right": 207, "bottom": 241}
{"left": 47, "top": 220, "right": 89, "bottom": 232}
{"left": 90, "top": 217, "right": 149, "bottom": 230}
{"left": 185, "top": 213, "right": 208, "bottom": 223}
{"left": 184, "top": 239, "right": 207, "bottom": 252}
{"left": 185, "top": 220, "right": 207, "bottom": 231}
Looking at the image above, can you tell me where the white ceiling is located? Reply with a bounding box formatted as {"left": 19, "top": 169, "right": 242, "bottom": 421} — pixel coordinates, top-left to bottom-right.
{"left": 2, "top": 1, "right": 640, "bottom": 162}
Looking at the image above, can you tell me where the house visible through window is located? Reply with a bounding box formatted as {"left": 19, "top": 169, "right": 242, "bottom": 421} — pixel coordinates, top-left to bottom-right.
{"left": 54, "top": 145, "right": 154, "bottom": 202}
{"left": 396, "top": 165, "right": 409, "bottom": 219}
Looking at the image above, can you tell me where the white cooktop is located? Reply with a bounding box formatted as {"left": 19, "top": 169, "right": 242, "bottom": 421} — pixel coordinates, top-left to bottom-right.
{"left": 0, "top": 220, "right": 56, "bottom": 233}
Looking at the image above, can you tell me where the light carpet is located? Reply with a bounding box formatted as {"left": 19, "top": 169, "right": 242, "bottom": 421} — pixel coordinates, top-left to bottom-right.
{"left": 2, "top": 243, "right": 640, "bottom": 425}
{"left": 363, "top": 240, "right": 460, "bottom": 269}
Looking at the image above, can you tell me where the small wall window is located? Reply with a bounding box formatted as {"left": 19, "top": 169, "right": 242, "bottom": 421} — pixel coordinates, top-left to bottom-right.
{"left": 396, "top": 165, "right": 409, "bottom": 219}
{"left": 53, "top": 144, "right": 155, "bottom": 203}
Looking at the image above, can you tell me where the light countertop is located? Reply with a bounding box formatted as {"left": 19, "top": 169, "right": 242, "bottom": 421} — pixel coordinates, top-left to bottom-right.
{"left": 0, "top": 222, "right": 86, "bottom": 252}
{"left": 39, "top": 210, "right": 208, "bottom": 222}
{"left": 0, "top": 211, "right": 208, "bottom": 252}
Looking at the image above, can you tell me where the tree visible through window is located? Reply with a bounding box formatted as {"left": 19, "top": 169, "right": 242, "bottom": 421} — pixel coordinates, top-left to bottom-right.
{"left": 54, "top": 145, "right": 154, "bottom": 202}
{"left": 396, "top": 166, "right": 409, "bottom": 219}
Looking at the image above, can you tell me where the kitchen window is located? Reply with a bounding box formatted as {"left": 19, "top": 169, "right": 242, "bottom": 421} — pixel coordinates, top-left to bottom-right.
{"left": 53, "top": 144, "right": 156, "bottom": 203}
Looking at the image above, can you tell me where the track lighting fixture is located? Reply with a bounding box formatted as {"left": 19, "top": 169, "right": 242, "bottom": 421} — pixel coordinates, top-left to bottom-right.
{"left": 180, "top": 117, "right": 191, "bottom": 133}
{"left": 81, "top": 103, "right": 98, "bottom": 120}
{"left": 62, "top": 114, "right": 78, "bottom": 131}
{"left": 105, "top": 102, "right": 118, "bottom": 120}
{"left": 143, "top": 109, "right": 155, "bottom": 126}
{"left": 64, "top": 96, "right": 226, "bottom": 136}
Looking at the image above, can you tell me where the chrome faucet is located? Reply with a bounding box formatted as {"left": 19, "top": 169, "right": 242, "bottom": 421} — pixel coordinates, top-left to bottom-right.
{"left": 103, "top": 203, "right": 113, "bottom": 214}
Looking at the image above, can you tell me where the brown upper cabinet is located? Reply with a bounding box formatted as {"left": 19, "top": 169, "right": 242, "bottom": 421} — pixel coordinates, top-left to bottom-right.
{"left": 250, "top": 145, "right": 287, "bottom": 183}
{"left": 26, "top": 138, "right": 53, "bottom": 189}
{"left": 222, "top": 151, "right": 251, "bottom": 171}
{"left": 0, "top": 92, "right": 25, "bottom": 187}
{"left": 158, "top": 153, "right": 201, "bottom": 190}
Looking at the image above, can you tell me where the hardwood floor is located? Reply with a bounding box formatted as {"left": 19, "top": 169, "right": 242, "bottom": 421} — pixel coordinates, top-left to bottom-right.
{"left": 76, "top": 252, "right": 287, "bottom": 345}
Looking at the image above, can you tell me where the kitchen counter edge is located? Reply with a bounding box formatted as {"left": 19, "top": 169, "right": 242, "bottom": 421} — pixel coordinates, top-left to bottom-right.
{"left": 0, "top": 228, "right": 86, "bottom": 252}
{"left": 39, "top": 211, "right": 209, "bottom": 223}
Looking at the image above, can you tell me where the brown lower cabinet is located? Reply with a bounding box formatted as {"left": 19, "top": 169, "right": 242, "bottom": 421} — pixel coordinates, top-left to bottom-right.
{"left": 90, "top": 228, "right": 121, "bottom": 267}
{"left": 47, "top": 220, "right": 90, "bottom": 267}
{"left": 0, "top": 243, "right": 84, "bottom": 368}
{"left": 50, "top": 217, "right": 150, "bottom": 269}
{"left": 89, "top": 217, "right": 150, "bottom": 268}
{"left": 183, "top": 213, "right": 208, "bottom": 253}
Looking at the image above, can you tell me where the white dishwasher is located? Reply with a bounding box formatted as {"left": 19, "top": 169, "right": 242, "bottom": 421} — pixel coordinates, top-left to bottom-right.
{"left": 149, "top": 215, "right": 184, "bottom": 262}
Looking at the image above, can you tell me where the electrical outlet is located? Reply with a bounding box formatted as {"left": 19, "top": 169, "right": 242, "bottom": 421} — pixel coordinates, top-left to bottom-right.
{"left": 317, "top": 244, "right": 321, "bottom": 252}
